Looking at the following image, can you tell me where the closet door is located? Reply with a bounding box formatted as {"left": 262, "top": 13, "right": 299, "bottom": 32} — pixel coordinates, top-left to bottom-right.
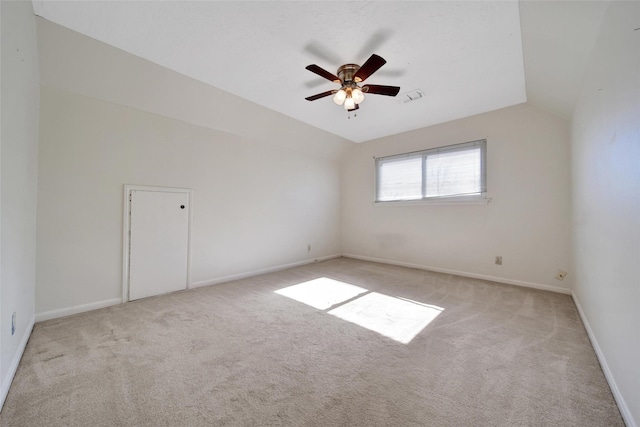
{"left": 128, "top": 189, "right": 190, "bottom": 301}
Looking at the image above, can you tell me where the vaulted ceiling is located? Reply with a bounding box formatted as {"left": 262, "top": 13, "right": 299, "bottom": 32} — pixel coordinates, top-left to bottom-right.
{"left": 31, "top": 1, "right": 609, "bottom": 143}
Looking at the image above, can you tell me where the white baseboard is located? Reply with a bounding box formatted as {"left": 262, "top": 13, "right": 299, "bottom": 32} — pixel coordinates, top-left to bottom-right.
{"left": 342, "top": 253, "right": 571, "bottom": 295}
{"left": 36, "top": 256, "right": 342, "bottom": 322}
{"left": 572, "top": 293, "right": 637, "bottom": 427}
{"left": 35, "top": 298, "right": 122, "bottom": 322}
{"left": 191, "top": 254, "right": 342, "bottom": 289}
{"left": 0, "top": 314, "right": 35, "bottom": 412}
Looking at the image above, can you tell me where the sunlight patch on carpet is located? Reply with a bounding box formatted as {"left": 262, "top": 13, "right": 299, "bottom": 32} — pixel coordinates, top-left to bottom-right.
{"left": 274, "top": 277, "right": 367, "bottom": 310}
{"left": 275, "top": 278, "right": 443, "bottom": 344}
{"left": 328, "top": 293, "right": 444, "bottom": 344}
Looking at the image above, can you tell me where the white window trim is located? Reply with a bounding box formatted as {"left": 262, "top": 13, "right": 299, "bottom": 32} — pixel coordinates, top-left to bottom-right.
{"left": 374, "top": 139, "right": 488, "bottom": 205}
{"left": 373, "top": 195, "right": 491, "bottom": 207}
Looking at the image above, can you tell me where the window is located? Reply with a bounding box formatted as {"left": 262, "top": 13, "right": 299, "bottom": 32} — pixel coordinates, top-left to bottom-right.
{"left": 375, "top": 139, "right": 486, "bottom": 203}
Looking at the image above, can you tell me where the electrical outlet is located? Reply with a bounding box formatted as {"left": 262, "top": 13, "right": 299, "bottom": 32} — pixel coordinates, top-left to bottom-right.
{"left": 495, "top": 256, "right": 502, "bottom": 265}
{"left": 555, "top": 270, "right": 568, "bottom": 281}
{"left": 11, "top": 312, "right": 16, "bottom": 335}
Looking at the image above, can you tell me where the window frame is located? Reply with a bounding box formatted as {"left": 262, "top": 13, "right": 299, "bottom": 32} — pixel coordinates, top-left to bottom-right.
{"left": 374, "top": 139, "right": 487, "bottom": 204}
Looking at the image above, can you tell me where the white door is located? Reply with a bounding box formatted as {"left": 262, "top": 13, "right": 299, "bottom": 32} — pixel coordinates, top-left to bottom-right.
{"left": 128, "top": 189, "right": 190, "bottom": 301}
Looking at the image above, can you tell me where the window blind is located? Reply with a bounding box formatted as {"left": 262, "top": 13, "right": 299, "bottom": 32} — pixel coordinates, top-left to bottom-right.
{"left": 376, "top": 139, "right": 486, "bottom": 202}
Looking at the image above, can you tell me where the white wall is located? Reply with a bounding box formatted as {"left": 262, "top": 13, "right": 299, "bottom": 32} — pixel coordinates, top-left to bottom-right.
{"left": 571, "top": 2, "right": 640, "bottom": 425}
{"left": 0, "top": 0, "right": 39, "bottom": 409}
{"left": 342, "top": 103, "right": 572, "bottom": 292}
{"left": 37, "top": 86, "right": 345, "bottom": 316}
{"left": 35, "top": 19, "right": 350, "bottom": 318}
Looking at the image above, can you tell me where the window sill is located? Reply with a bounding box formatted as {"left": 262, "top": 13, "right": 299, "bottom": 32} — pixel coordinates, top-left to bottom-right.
{"left": 373, "top": 196, "right": 491, "bottom": 207}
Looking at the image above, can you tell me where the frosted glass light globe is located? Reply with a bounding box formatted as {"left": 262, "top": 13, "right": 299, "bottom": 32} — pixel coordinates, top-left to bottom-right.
{"left": 352, "top": 88, "right": 364, "bottom": 104}
{"left": 344, "top": 96, "right": 356, "bottom": 110}
{"left": 333, "top": 89, "right": 347, "bottom": 105}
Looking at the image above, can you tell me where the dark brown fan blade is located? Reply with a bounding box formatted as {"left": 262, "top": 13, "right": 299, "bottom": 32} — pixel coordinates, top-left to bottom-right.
{"left": 305, "top": 64, "right": 341, "bottom": 83}
{"left": 353, "top": 54, "right": 386, "bottom": 82}
{"left": 305, "top": 90, "right": 336, "bottom": 101}
{"left": 362, "top": 84, "right": 401, "bottom": 97}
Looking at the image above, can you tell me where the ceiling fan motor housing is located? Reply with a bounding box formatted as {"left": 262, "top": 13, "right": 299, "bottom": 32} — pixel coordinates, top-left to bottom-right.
{"left": 338, "top": 64, "right": 362, "bottom": 83}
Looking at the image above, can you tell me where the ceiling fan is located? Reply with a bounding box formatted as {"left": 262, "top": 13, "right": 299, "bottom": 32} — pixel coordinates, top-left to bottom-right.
{"left": 304, "top": 54, "right": 401, "bottom": 112}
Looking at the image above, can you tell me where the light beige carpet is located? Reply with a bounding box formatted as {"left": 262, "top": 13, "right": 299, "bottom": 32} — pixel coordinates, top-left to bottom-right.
{"left": 0, "top": 258, "right": 623, "bottom": 426}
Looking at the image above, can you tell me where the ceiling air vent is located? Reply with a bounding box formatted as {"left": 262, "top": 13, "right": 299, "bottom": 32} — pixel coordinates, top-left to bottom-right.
{"left": 398, "top": 89, "right": 424, "bottom": 104}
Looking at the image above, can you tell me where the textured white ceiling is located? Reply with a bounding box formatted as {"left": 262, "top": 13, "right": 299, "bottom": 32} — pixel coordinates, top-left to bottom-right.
{"left": 31, "top": 1, "right": 605, "bottom": 143}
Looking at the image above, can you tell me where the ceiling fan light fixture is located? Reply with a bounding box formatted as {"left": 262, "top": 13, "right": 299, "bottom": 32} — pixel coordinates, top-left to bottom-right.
{"left": 304, "top": 53, "right": 400, "bottom": 115}
{"left": 333, "top": 89, "right": 347, "bottom": 105}
{"left": 352, "top": 88, "right": 364, "bottom": 104}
